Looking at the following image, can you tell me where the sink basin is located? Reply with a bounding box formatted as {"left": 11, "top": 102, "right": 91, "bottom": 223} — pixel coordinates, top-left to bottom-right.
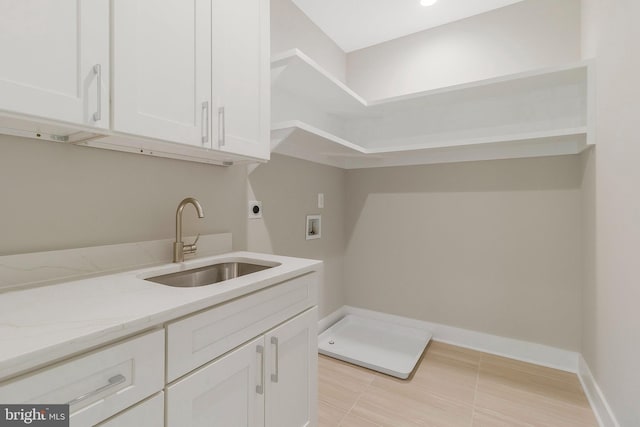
{"left": 145, "top": 262, "right": 275, "bottom": 287}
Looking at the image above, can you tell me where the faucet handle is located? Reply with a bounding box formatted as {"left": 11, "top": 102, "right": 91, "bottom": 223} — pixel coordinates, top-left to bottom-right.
{"left": 183, "top": 234, "right": 200, "bottom": 255}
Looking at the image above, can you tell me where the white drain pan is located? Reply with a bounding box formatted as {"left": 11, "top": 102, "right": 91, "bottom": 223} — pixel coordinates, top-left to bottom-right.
{"left": 318, "top": 314, "right": 432, "bottom": 379}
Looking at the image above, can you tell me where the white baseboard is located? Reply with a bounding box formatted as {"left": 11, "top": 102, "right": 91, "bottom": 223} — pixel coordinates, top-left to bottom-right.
{"left": 578, "top": 355, "right": 621, "bottom": 427}
{"left": 318, "top": 305, "right": 579, "bottom": 373}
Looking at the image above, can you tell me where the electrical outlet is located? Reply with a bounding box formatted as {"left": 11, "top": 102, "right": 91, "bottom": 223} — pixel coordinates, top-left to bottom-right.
{"left": 248, "top": 201, "right": 262, "bottom": 219}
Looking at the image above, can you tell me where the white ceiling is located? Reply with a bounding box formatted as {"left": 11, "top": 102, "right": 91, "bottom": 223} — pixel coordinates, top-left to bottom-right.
{"left": 292, "top": 0, "right": 525, "bottom": 52}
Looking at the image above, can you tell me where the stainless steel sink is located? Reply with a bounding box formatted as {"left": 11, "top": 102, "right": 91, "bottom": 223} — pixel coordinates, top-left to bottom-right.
{"left": 145, "top": 262, "right": 275, "bottom": 287}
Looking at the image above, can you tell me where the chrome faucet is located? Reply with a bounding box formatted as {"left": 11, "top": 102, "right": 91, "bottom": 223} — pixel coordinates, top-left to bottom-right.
{"left": 173, "top": 197, "right": 205, "bottom": 262}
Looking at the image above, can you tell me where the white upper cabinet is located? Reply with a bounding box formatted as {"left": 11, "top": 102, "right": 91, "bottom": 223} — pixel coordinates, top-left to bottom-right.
{"left": 112, "top": 0, "right": 212, "bottom": 147}
{"left": 211, "top": 0, "right": 270, "bottom": 160}
{"left": 0, "top": 0, "right": 109, "bottom": 129}
{"left": 0, "top": 0, "right": 270, "bottom": 164}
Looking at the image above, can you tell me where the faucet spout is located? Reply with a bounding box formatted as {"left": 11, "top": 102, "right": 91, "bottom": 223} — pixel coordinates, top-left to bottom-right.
{"left": 174, "top": 197, "right": 205, "bottom": 262}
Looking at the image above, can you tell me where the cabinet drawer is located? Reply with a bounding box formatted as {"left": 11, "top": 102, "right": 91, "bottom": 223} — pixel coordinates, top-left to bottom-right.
{"left": 0, "top": 330, "right": 164, "bottom": 427}
{"left": 96, "top": 393, "right": 164, "bottom": 427}
{"left": 167, "top": 272, "right": 317, "bottom": 381}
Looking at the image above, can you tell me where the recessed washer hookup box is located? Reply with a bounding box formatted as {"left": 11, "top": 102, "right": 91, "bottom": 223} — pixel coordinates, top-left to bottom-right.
{"left": 0, "top": 405, "right": 69, "bottom": 427}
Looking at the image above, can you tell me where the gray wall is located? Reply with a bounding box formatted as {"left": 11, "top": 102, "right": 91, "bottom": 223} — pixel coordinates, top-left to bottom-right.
{"left": 580, "top": 0, "right": 640, "bottom": 424}
{"left": 270, "top": 0, "right": 346, "bottom": 83}
{"left": 0, "top": 134, "right": 247, "bottom": 255}
{"left": 344, "top": 156, "right": 583, "bottom": 351}
{"left": 347, "top": 0, "right": 581, "bottom": 100}
{"left": 247, "top": 154, "right": 346, "bottom": 317}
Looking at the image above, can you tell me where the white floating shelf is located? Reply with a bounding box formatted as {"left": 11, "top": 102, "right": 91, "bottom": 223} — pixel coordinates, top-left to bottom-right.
{"left": 272, "top": 121, "right": 587, "bottom": 169}
{"left": 272, "top": 121, "right": 364, "bottom": 154}
{"left": 271, "top": 49, "right": 594, "bottom": 169}
{"left": 271, "top": 49, "right": 367, "bottom": 115}
{"left": 272, "top": 121, "right": 376, "bottom": 169}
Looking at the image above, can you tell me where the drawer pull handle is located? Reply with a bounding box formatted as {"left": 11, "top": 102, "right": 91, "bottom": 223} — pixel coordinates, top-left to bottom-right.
{"left": 270, "top": 337, "right": 279, "bottom": 383}
{"left": 256, "top": 345, "right": 264, "bottom": 395}
{"left": 67, "top": 374, "right": 126, "bottom": 406}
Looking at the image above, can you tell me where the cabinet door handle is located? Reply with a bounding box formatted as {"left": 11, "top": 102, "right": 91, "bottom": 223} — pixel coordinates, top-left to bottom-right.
{"left": 92, "top": 64, "right": 102, "bottom": 122}
{"left": 201, "top": 102, "right": 209, "bottom": 146}
{"left": 218, "top": 106, "right": 226, "bottom": 147}
{"left": 256, "top": 345, "right": 264, "bottom": 395}
{"left": 67, "top": 374, "right": 126, "bottom": 406}
{"left": 270, "top": 337, "right": 279, "bottom": 383}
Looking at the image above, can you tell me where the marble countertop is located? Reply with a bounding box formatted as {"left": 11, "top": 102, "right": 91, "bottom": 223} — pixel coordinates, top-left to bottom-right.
{"left": 0, "top": 251, "right": 322, "bottom": 380}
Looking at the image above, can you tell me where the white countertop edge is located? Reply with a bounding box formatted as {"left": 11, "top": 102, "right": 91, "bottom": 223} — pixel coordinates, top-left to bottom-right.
{"left": 0, "top": 251, "right": 322, "bottom": 381}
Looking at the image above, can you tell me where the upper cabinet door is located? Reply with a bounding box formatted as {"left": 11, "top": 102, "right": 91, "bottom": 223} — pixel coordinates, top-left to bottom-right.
{"left": 0, "top": 0, "right": 109, "bottom": 129}
{"left": 212, "top": 0, "right": 270, "bottom": 160}
{"left": 113, "top": 0, "right": 212, "bottom": 147}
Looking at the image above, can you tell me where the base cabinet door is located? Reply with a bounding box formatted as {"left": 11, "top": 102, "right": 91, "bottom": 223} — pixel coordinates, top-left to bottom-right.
{"left": 166, "top": 308, "right": 318, "bottom": 427}
{"left": 0, "top": 0, "right": 109, "bottom": 128}
{"left": 265, "top": 308, "right": 318, "bottom": 427}
{"left": 166, "top": 337, "right": 265, "bottom": 427}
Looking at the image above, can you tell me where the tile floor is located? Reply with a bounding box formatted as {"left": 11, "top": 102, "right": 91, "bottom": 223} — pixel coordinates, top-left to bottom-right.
{"left": 318, "top": 341, "right": 598, "bottom": 427}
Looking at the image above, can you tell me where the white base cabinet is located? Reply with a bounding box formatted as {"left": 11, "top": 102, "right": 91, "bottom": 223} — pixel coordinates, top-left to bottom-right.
{"left": 96, "top": 393, "right": 164, "bottom": 427}
{"left": 0, "top": 269, "right": 320, "bottom": 427}
{"left": 265, "top": 308, "right": 318, "bottom": 427}
{"left": 166, "top": 337, "right": 265, "bottom": 427}
{"left": 0, "top": 330, "right": 165, "bottom": 427}
{"left": 166, "top": 272, "right": 317, "bottom": 382}
{"left": 166, "top": 308, "right": 318, "bottom": 427}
